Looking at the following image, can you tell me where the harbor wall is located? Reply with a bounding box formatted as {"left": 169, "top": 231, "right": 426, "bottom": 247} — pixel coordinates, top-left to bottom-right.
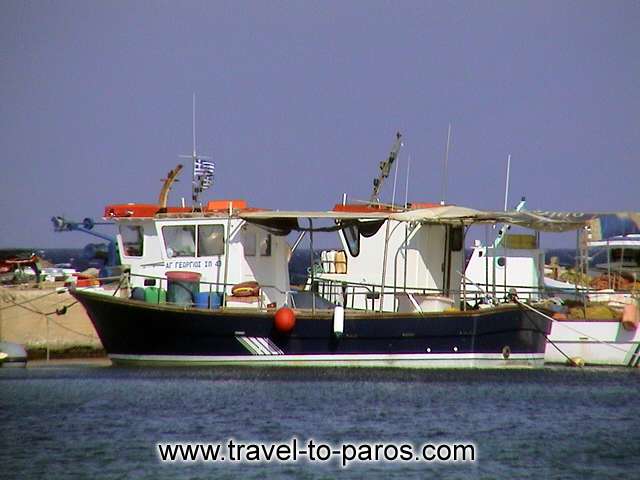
{"left": 0, "top": 285, "right": 103, "bottom": 357}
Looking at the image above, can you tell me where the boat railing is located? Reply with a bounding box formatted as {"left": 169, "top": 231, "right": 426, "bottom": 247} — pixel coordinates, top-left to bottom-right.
{"left": 108, "top": 271, "right": 637, "bottom": 313}
{"left": 308, "top": 276, "right": 605, "bottom": 312}
{"left": 121, "top": 272, "right": 290, "bottom": 310}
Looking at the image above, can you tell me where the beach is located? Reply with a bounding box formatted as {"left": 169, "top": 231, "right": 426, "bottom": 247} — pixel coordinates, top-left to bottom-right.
{"left": 0, "top": 285, "right": 103, "bottom": 358}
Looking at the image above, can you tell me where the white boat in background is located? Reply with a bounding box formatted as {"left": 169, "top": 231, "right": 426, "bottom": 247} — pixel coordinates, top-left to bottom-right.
{"left": 544, "top": 320, "right": 640, "bottom": 367}
{"left": 588, "top": 233, "right": 640, "bottom": 283}
{"left": 463, "top": 216, "right": 640, "bottom": 367}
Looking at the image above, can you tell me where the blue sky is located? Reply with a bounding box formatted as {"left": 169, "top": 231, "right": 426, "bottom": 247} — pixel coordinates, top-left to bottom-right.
{"left": 1, "top": 1, "right": 638, "bottom": 248}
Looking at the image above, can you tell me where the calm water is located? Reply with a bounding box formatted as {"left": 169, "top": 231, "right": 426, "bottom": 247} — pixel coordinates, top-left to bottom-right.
{"left": 1, "top": 365, "right": 639, "bottom": 479}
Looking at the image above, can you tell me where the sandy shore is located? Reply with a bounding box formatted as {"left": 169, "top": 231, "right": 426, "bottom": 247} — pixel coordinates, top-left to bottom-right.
{"left": 0, "top": 284, "right": 103, "bottom": 355}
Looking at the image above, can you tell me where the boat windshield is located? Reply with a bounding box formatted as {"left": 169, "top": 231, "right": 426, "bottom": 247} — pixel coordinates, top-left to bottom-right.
{"left": 120, "top": 225, "right": 144, "bottom": 257}
{"left": 163, "top": 225, "right": 196, "bottom": 257}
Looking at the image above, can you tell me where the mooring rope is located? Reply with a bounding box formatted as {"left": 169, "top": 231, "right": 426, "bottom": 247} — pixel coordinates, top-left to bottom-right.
{"left": 1, "top": 289, "right": 97, "bottom": 343}
{"left": 519, "top": 305, "right": 579, "bottom": 366}
{"left": 0, "top": 288, "right": 63, "bottom": 312}
{"left": 4, "top": 299, "right": 44, "bottom": 316}
{"left": 44, "top": 308, "right": 98, "bottom": 340}
{"left": 0, "top": 288, "right": 79, "bottom": 318}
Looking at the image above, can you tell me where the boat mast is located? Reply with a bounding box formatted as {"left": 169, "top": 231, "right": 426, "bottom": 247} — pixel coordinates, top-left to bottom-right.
{"left": 390, "top": 146, "right": 401, "bottom": 208}
{"left": 404, "top": 155, "right": 411, "bottom": 209}
{"left": 441, "top": 123, "right": 451, "bottom": 206}
{"left": 503, "top": 154, "right": 511, "bottom": 212}
{"left": 179, "top": 93, "right": 213, "bottom": 207}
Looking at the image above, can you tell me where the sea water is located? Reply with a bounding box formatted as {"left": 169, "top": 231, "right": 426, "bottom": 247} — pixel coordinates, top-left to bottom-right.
{"left": 1, "top": 365, "right": 639, "bottom": 479}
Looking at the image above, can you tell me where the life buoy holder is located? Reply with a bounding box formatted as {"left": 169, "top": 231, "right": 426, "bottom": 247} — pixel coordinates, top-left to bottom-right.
{"left": 231, "top": 281, "right": 260, "bottom": 297}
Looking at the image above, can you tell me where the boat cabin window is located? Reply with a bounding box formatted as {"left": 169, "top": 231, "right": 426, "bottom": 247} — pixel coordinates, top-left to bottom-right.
{"left": 242, "top": 228, "right": 256, "bottom": 256}
{"left": 163, "top": 225, "right": 196, "bottom": 257}
{"left": 260, "top": 234, "right": 272, "bottom": 257}
{"left": 120, "top": 225, "right": 144, "bottom": 257}
{"left": 198, "top": 225, "right": 225, "bottom": 256}
{"left": 611, "top": 248, "right": 640, "bottom": 265}
{"left": 343, "top": 224, "right": 360, "bottom": 257}
{"left": 450, "top": 226, "right": 464, "bottom": 252}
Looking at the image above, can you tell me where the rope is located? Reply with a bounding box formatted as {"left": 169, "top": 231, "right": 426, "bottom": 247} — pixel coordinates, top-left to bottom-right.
{"left": 44, "top": 308, "right": 99, "bottom": 340}
{"left": 2, "top": 291, "right": 79, "bottom": 320}
{"left": 1, "top": 292, "right": 96, "bottom": 339}
{"left": 0, "top": 288, "right": 63, "bottom": 312}
{"left": 1, "top": 286, "right": 98, "bottom": 350}
{"left": 5, "top": 300, "right": 44, "bottom": 316}
{"left": 43, "top": 301, "right": 79, "bottom": 316}
{"left": 520, "top": 307, "right": 578, "bottom": 366}
{"left": 0, "top": 290, "right": 78, "bottom": 318}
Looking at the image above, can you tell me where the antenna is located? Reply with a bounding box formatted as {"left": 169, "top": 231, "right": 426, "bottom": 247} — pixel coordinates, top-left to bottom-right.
{"left": 179, "top": 93, "right": 212, "bottom": 206}
{"left": 441, "top": 123, "right": 451, "bottom": 206}
{"left": 503, "top": 154, "right": 511, "bottom": 211}
{"left": 404, "top": 154, "right": 411, "bottom": 209}
{"left": 391, "top": 150, "right": 400, "bottom": 208}
{"left": 192, "top": 93, "right": 196, "bottom": 157}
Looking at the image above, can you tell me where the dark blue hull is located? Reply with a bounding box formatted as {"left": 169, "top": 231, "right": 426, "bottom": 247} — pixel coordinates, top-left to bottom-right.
{"left": 72, "top": 289, "right": 551, "bottom": 368}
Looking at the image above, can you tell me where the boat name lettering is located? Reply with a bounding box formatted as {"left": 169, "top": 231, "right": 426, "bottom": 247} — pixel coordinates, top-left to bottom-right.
{"left": 164, "top": 260, "right": 217, "bottom": 269}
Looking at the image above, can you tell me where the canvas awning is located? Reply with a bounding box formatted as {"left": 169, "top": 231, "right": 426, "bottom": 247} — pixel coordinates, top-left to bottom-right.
{"left": 240, "top": 210, "right": 390, "bottom": 235}
{"left": 390, "top": 206, "right": 594, "bottom": 232}
{"left": 240, "top": 206, "right": 637, "bottom": 234}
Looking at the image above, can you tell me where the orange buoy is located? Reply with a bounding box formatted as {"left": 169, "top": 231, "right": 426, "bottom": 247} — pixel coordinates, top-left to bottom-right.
{"left": 274, "top": 307, "right": 296, "bottom": 333}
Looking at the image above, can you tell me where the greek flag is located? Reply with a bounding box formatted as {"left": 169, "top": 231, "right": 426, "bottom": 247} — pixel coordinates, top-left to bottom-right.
{"left": 193, "top": 159, "right": 215, "bottom": 192}
{"left": 194, "top": 159, "right": 215, "bottom": 177}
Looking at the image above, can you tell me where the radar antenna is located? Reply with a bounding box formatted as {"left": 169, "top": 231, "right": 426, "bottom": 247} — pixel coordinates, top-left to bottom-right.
{"left": 370, "top": 132, "right": 403, "bottom": 203}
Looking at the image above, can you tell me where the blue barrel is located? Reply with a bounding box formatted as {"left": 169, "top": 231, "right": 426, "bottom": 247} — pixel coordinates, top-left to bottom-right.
{"left": 131, "top": 287, "right": 146, "bottom": 301}
{"left": 195, "top": 292, "right": 223, "bottom": 309}
{"left": 166, "top": 271, "right": 201, "bottom": 306}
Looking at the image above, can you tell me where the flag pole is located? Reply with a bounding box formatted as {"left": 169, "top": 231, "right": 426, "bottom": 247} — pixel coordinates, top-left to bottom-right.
{"left": 180, "top": 93, "right": 213, "bottom": 207}
{"left": 192, "top": 93, "right": 197, "bottom": 205}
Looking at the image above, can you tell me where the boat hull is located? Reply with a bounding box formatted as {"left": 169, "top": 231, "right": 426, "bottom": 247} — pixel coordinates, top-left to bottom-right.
{"left": 545, "top": 320, "right": 640, "bottom": 367}
{"left": 72, "top": 290, "right": 551, "bottom": 368}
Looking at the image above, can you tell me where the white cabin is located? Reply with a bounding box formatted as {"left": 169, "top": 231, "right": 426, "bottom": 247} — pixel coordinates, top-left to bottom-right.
{"left": 108, "top": 204, "right": 291, "bottom": 307}
{"left": 310, "top": 208, "right": 465, "bottom": 312}
{"left": 463, "top": 233, "right": 545, "bottom": 303}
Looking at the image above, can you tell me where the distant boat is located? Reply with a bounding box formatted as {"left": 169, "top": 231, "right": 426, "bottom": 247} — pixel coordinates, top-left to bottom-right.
{"left": 0, "top": 341, "right": 27, "bottom": 367}
{"left": 590, "top": 233, "right": 640, "bottom": 275}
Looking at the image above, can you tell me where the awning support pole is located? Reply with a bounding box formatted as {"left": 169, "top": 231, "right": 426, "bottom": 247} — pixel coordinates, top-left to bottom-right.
{"left": 222, "top": 202, "right": 232, "bottom": 307}
{"left": 380, "top": 219, "right": 392, "bottom": 312}
{"left": 309, "top": 219, "right": 315, "bottom": 314}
